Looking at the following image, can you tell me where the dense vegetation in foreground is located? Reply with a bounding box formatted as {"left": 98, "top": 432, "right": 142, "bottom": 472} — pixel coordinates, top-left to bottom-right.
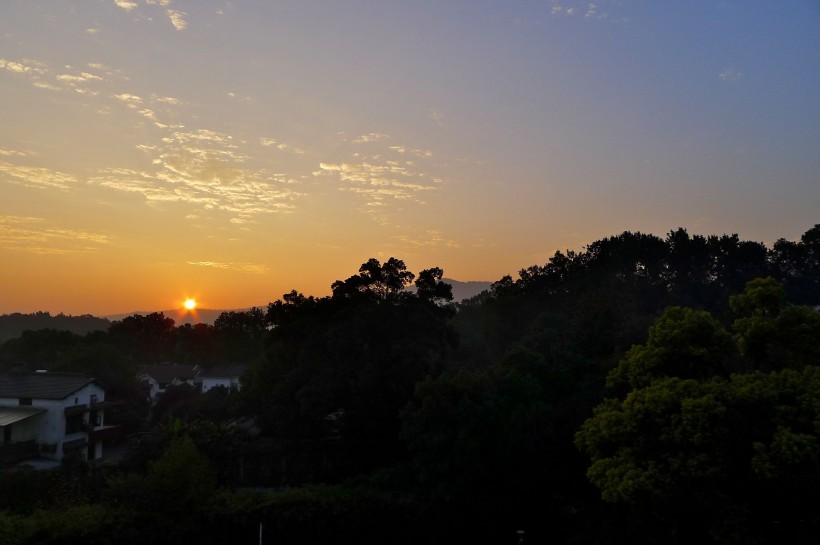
{"left": 0, "top": 226, "right": 818, "bottom": 544}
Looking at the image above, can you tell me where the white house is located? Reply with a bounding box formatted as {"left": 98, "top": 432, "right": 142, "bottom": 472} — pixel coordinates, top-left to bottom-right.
{"left": 137, "top": 364, "right": 200, "bottom": 400}
{"left": 0, "top": 372, "right": 119, "bottom": 464}
{"left": 200, "top": 364, "right": 246, "bottom": 394}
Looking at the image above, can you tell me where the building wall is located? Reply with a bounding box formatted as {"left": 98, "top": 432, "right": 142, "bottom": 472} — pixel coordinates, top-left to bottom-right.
{"left": 1, "top": 415, "right": 39, "bottom": 444}
{"left": 0, "top": 382, "right": 106, "bottom": 462}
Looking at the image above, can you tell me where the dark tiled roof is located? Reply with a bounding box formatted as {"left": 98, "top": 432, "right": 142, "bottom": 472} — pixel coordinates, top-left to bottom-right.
{"left": 0, "top": 373, "right": 96, "bottom": 400}
{"left": 138, "top": 364, "right": 200, "bottom": 383}
{"left": 0, "top": 406, "right": 46, "bottom": 426}
{"left": 200, "top": 363, "right": 247, "bottom": 379}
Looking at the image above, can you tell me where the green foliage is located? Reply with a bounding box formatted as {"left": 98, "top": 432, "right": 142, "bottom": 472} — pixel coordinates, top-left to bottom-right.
{"left": 403, "top": 366, "right": 549, "bottom": 493}
{"left": 730, "top": 277, "right": 787, "bottom": 318}
{"left": 607, "top": 306, "right": 736, "bottom": 393}
{"left": 577, "top": 278, "right": 820, "bottom": 543}
{"left": 28, "top": 504, "right": 111, "bottom": 543}
{"left": 731, "top": 278, "right": 820, "bottom": 368}
{"left": 212, "top": 307, "right": 268, "bottom": 362}
{"left": 146, "top": 435, "right": 216, "bottom": 511}
{"left": 108, "top": 312, "right": 177, "bottom": 365}
{"left": 0, "top": 329, "right": 83, "bottom": 370}
{"left": 0, "top": 511, "right": 32, "bottom": 545}
{"left": 577, "top": 377, "right": 731, "bottom": 504}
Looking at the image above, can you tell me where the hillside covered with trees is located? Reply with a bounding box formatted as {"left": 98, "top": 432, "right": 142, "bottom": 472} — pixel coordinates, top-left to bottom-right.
{"left": 0, "top": 225, "right": 817, "bottom": 544}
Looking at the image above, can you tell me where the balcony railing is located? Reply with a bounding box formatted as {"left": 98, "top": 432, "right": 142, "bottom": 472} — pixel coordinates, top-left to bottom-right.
{"left": 64, "top": 404, "right": 88, "bottom": 415}
{"left": 91, "top": 425, "right": 123, "bottom": 442}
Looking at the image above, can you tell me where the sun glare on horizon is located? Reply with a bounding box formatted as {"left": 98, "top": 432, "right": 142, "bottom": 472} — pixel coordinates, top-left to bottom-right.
{"left": 183, "top": 298, "right": 197, "bottom": 310}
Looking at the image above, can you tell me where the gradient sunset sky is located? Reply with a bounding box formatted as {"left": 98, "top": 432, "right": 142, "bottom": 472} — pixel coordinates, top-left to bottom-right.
{"left": 1, "top": 1, "right": 818, "bottom": 315}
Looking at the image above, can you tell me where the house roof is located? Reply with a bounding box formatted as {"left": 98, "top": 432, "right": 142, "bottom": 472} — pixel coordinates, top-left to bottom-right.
{"left": 137, "top": 364, "right": 200, "bottom": 383}
{"left": 200, "top": 363, "right": 247, "bottom": 379}
{"left": 0, "top": 406, "right": 46, "bottom": 427}
{"left": 0, "top": 373, "right": 96, "bottom": 400}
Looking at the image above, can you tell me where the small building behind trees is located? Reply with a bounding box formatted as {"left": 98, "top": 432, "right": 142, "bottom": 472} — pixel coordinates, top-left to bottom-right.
{"left": 137, "top": 363, "right": 201, "bottom": 400}
{"left": 200, "top": 363, "right": 246, "bottom": 394}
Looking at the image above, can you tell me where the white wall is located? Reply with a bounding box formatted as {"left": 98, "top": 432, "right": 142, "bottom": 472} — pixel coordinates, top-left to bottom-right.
{"left": 0, "top": 382, "right": 106, "bottom": 461}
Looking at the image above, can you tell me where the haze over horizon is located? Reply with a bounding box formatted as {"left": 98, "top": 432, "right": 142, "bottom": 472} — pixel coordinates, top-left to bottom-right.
{"left": 2, "top": 1, "right": 818, "bottom": 316}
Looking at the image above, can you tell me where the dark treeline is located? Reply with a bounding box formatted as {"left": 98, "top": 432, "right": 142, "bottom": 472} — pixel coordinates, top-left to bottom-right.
{"left": 0, "top": 312, "right": 110, "bottom": 344}
{"left": 0, "top": 226, "right": 818, "bottom": 544}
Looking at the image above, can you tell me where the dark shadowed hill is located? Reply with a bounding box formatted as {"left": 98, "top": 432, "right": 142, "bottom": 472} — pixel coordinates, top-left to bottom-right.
{"left": 443, "top": 279, "right": 492, "bottom": 302}
{"left": 0, "top": 312, "right": 111, "bottom": 343}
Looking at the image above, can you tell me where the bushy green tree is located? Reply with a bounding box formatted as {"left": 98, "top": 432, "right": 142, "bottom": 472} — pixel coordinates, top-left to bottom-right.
{"left": 146, "top": 435, "right": 216, "bottom": 512}
{"left": 606, "top": 306, "right": 737, "bottom": 394}
{"left": 576, "top": 278, "right": 820, "bottom": 543}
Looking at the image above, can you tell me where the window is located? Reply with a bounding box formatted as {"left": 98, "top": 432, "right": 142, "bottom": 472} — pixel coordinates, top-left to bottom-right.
{"left": 65, "top": 414, "right": 85, "bottom": 435}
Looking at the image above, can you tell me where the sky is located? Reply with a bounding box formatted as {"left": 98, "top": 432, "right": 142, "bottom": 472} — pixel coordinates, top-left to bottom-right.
{"left": 1, "top": 1, "right": 818, "bottom": 316}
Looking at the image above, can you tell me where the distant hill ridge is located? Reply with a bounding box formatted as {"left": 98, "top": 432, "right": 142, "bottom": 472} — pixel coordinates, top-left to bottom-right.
{"left": 0, "top": 312, "right": 111, "bottom": 344}
{"left": 440, "top": 279, "right": 492, "bottom": 302}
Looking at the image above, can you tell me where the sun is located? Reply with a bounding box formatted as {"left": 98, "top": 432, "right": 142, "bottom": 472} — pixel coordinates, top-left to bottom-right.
{"left": 183, "top": 298, "right": 197, "bottom": 310}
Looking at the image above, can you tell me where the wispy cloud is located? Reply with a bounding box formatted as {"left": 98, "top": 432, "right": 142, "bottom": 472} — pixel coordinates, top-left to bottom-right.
{"left": 0, "top": 161, "right": 78, "bottom": 190}
{"left": 314, "top": 133, "right": 447, "bottom": 223}
{"left": 427, "top": 110, "right": 444, "bottom": 125}
{"left": 352, "top": 133, "right": 390, "bottom": 144}
{"left": 315, "top": 159, "right": 441, "bottom": 222}
{"left": 389, "top": 145, "right": 432, "bottom": 158}
{"left": 56, "top": 72, "right": 103, "bottom": 83}
{"left": 186, "top": 261, "right": 269, "bottom": 274}
{"left": 113, "top": 0, "right": 138, "bottom": 12}
{"left": 167, "top": 10, "right": 188, "bottom": 31}
{"left": 115, "top": 1, "right": 187, "bottom": 31}
{"left": 112, "top": 91, "right": 184, "bottom": 128}
{"left": 53, "top": 68, "right": 105, "bottom": 95}
{"left": 91, "top": 128, "right": 302, "bottom": 221}
{"left": 259, "top": 137, "right": 305, "bottom": 154}
{"left": 145, "top": 1, "right": 188, "bottom": 30}
{"left": 90, "top": 168, "right": 190, "bottom": 203}
{"left": 396, "top": 230, "right": 460, "bottom": 250}
{"left": 113, "top": 93, "right": 143, "bottom": 107}
{"left": 585, "top": 3, "right": 604, "bottom": 19}
{"left": 0, "top": 215, "right": 110, "bottom": 255}
{"left": 2, "top": 55, "right": 125, "bottom": 100}
{"left": 551, "top": 1, "right": 611, "bottom": 20}
{"left": 0, "top": 57, "right": 47, "bottom": 75}
{"left": 719, "top": 68, "right": 743, "bottom": 81}
{"left": 151, "top": 94, "right": 180, "bottom": 105}
{"left": 0, "top": 148, "right": 29, "bottom": 157}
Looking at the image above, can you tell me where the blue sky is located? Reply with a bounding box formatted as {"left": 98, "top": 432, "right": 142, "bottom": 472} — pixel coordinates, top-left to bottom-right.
{"left": 1, "top": 1, "right": 818, "bottom": 314}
